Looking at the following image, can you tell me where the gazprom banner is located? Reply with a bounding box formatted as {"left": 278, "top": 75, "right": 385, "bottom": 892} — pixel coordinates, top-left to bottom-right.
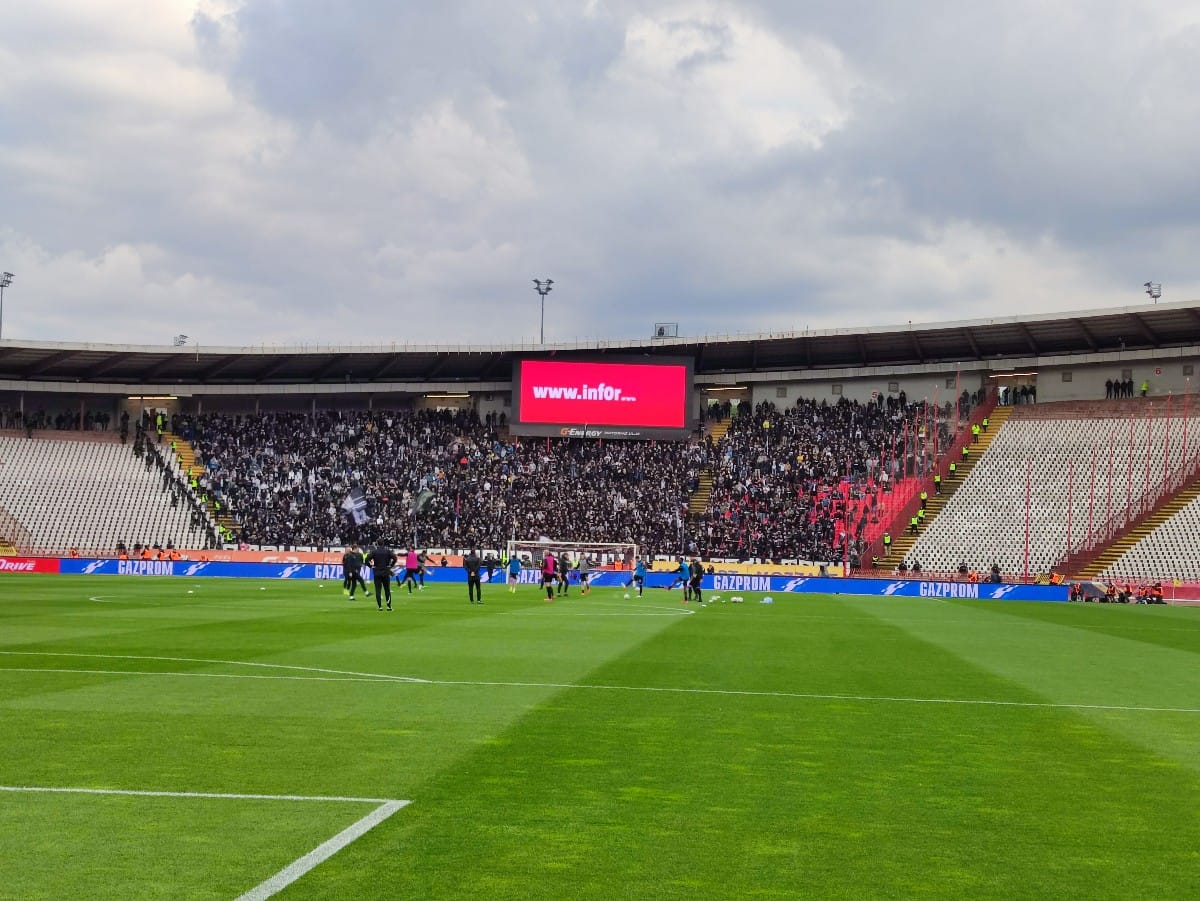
{"left": 55, "top": 559, "right": 1067, "bottom": 601}
{"left": 708, "top": 574, "right": 1067, "bottom": 602}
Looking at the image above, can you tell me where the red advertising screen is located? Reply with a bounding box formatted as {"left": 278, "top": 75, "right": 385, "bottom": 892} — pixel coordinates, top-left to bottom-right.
{"left": 515, "top": 359, "right": 690, "bottom": 430}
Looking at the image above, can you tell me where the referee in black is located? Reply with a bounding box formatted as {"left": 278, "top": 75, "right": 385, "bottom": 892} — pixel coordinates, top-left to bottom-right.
{"left": 465, "top": 548, "right": 483, "bottom": 604}
{"left": 366, "top": 543, "right": 397, "bottom": 611}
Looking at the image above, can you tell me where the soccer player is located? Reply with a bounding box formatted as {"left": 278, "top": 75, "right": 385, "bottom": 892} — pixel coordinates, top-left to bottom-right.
{"left": 579, "top": 556, "right": 592, "bottom": 596}
{"left": 366, "top": 543, "right": 397, "bottom": 611}
{"left": 556, "top": 553, "right": 571, "bottom": 597}
{"left": 541, "top": 551, "right": 557, "bottom": 602}
{"left": 506, "top": 554, "right": 522, "bottom": 593}
{"left": 398, "top": 547, "right": 420, "bottom": 593}
{"left": 629, "top": 558, "right": 646, "bottom": 596}
{"left": 668, "top": 558, "right": 691, "bottom": 600}
{"left": 341, "top": 545, "right": 356, "bottom": 596}
{"left": 417, "top": 550, "right": 429, "bottom": 589}
{"left": 689, "top": 556, "right": 704, "bottom": 604}
{"left": 464, "top": 549, "right": 483, "bottom": 604}
{"left": 342, "top": 544, "right": 367, "bottom": 599}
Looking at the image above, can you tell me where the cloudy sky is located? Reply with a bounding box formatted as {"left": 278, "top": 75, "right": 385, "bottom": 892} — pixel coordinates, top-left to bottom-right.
{"left": 1, "top": 1, "right": 1198, "bottom": 347}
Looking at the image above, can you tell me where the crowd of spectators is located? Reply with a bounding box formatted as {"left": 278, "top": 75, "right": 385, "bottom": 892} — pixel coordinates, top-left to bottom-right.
{"left": 1, "top": 408, "right": 115, "bottom": 432}
{"left": 698, "top": 397, "right": 940, "bottom": 563}
{"left": 175, "top": 410, "right": 704, "bottom": 553}
{"left": 172, "top": 394, "right": 957, "bottom": 562}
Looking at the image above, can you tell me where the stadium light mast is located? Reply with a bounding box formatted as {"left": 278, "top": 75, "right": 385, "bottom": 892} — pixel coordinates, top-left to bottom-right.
{"left": 533, "top": 278, "right": 554, "bottom": 344}
{"left": 0, "top": 272, "right": 13, "bottom": 340}
{"left": 173, "top": 334, "right": 189, "bottom": 347}
{"left": 1144, "top": 281, "right": 1161, "bottom": 304}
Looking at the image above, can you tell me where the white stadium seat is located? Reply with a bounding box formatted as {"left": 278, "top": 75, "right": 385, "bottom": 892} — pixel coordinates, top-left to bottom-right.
{"left": 0, "top": 435, "right": 208, "bottom": 553}
{"left": 904, "top": 412, "right": 1197, "bottom": 577}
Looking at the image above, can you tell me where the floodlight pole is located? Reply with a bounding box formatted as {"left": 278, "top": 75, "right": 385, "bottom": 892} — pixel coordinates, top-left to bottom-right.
{"left": 533, "top": 278, "right": 554, "bottom": 344}
{"left": 1144, "top": 281, "right": 1161, "bottom": 304}
{"left": 0, "top": 272, "right": 13, "bottom": 340}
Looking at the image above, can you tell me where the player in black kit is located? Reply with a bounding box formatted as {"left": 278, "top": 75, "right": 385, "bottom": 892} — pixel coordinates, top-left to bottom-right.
{"left": 342, "top": 544, "right": 367, "bottom": 599}
{"left": 365, "top": 543, "right": 397, "bottom": 611}
{"left": 464, "top": 549, "right": 483, "bottom": 604}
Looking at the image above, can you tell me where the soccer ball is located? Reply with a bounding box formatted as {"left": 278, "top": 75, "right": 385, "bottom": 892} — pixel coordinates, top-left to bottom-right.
{"left": 624, "top": 593, "right": 631, "bottom": 599}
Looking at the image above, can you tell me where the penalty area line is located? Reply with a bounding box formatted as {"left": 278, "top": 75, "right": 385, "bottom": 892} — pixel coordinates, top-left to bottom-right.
{"left": 0, "top": 786, "right": 411, "bottom": 901}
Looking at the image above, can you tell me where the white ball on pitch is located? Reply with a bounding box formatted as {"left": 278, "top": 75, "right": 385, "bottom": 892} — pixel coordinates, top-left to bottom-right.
{"left": 186, "top": 590, "right": 193, "bottom": 594}
{"left": 624, "top": 593, "right": 631, "bottom": 599}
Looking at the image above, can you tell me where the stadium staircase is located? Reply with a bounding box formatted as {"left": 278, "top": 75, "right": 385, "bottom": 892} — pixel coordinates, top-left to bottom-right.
{"left": 881, "top": 404, "right": 1012, "bottom": 565}
{"left": 1073, "top": 477, "right": 1200, "bottom": 579}
{"left": 163, "top": 432, "right": 241, "bottom": 539}
{"left": 689, "top": 418, "right": 733, "bottom": 516}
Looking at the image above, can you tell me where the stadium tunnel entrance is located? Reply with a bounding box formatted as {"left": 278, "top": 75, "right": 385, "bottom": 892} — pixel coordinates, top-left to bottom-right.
{"left": 990, "top": 370, "right": 1038, "bottom": 405}
{"left": 702, "top": 386, "right": 750, "bottom": 421}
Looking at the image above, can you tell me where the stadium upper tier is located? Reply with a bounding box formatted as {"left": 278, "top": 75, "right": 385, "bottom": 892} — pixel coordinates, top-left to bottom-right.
{"left": 1, "top": 301, "right": 1197, "bottom": 386}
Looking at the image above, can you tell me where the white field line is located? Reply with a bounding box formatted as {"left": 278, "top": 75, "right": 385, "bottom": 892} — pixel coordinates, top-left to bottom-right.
{"left": 0, "top": 650, "right": 430, "bottom": 683}
{"left": 1, "top": 655, "right": 1197, "bottom": 714}
{"left": 235, "top": 799, "right": 408, "bottom": 901}
{"left": 0, "top": 785, "right": 395, "bottom": 804}
{"left": 0, "top": 667, "right": 402, "bottom": 685}
{"left": 0, "top": 785, "right": 410, "bottom": 901}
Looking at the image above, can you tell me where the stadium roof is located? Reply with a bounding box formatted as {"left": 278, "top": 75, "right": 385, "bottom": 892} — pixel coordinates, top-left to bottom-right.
{"left": 1, "top": 301, "right": 1199, "bottom": 387}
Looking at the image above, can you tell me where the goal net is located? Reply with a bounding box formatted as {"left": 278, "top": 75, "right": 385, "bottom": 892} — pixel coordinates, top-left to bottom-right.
{"left": 506, "top": 540, "right": 638, "bottom": 571}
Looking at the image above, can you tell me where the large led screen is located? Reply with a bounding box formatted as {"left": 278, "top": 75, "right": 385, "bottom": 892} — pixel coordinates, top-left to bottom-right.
{"left": 512, "top": 358, "right": 693, "bottom": 440}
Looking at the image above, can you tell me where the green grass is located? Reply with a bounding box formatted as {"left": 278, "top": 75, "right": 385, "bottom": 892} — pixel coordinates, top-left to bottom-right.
{"left": 1, "top": 575, "right": 1198, "bottom": 899}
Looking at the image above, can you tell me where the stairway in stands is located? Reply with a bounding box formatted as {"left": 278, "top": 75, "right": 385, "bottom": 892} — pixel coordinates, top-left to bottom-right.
{"left": 689, "top": 418, "right": 733, "bottom": 516}
{"left": 1075, "top": 477, "right": 1200, "bottom": 579}
{"left": 882, "top": 404, "right": 1014, "bottom": 565}
{"left": 163, "top": 432, "right": 241, "bottom": 539}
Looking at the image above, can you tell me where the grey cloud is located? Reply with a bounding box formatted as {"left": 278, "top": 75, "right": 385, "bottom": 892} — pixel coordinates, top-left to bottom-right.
{"left": 0, "top": 1, "right": 1196, "bottom": 346}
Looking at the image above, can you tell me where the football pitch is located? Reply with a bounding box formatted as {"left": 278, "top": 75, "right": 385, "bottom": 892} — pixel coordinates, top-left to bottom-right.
{"left": 1, "top": 576, "right": 1198, "bottom": 900}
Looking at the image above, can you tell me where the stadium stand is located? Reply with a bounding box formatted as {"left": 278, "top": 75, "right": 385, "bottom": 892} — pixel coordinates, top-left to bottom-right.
{"left": 902, "top": 399, "right": 1200, "bottom": 578}
{"left": 1092, "top": 484, "right": 1200, "bottom": 581}
{"left": 879, "top": 402, "right": 1008, "bottom": 567}
{"left": 170, "top": 398, "right": 949, "bottom": 562}
{"left": 692, "top": 397, "right": 949, "bottom": 563}
{"left": 177, "top": 409, "right": 703, "bottom": 553}
{"left": 0, "top": 432, "right": 214, "bottom": 554}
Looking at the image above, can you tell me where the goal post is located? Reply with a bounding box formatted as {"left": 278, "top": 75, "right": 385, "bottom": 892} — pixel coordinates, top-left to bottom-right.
{"left": 506, "top": 540, "right": 638, "bottom": 571}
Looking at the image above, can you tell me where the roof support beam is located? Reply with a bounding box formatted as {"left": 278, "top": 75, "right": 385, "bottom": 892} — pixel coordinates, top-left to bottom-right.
{"left": 1072, "top": 318, "right": 1099, "bottom": 352}
{"left": 1127, "top": 312, "right": 1159, "bottom": 345}
{"left": 425, "top": 353, "right": 451, "bottom": 380}
{"left": 88, "top": 352, "right": 136, "bottom": 378}
{"left": 254, "top": 355, "right": 297, "bottom": 383}
{"left": 1015, "top": 322, "right": 1040, "bottom": 355}
{"left": 856, "top": 334, "right": 869, "bottom": 367}
{"left": 311, "top": 354, "right": 352, "bottom": 380}
{"left": 200, "top": 355, "right": 243, "bottom": 381}
{"left": 909, "top": 331, "right": 925, "bottom": 364}
{"left": 372, "top": 355, "right": 408, "bottom": 381}
{"left": 961, "top": 328, "right": 982, "bottom": 359}
{"left": 21, "top": 350, "right": 77, "bottom": 378}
